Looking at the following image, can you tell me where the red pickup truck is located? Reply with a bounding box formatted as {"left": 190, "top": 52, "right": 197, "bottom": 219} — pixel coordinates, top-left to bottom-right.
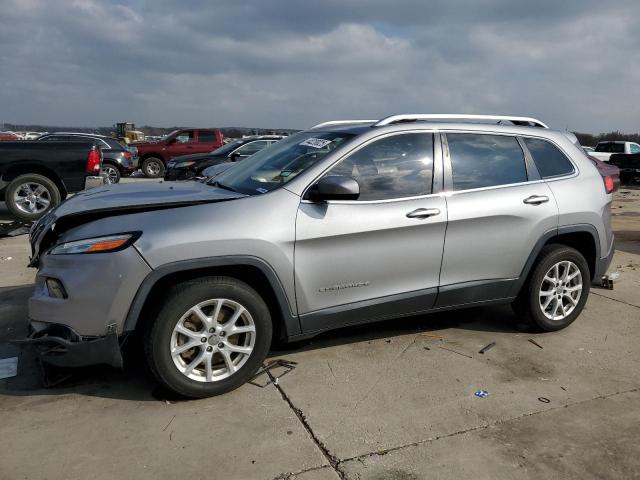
{"left": 135, "top": 128, "right": 224, "bottom": 177}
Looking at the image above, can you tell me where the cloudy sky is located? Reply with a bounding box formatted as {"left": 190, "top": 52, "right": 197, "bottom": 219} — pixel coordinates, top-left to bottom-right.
{"left": 1, "top": 0, "right": 639, "bottom": 132}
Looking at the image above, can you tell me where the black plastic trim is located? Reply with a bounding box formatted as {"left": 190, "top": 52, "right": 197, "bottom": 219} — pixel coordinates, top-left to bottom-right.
{"left": 298, "top": 287, "right": 437, "bottom": 336}
{"left": 435, "top": 278, "right": 516, "bottom": 307}
{"left": 123, "top": 255, "right": 300, "bottom": 337}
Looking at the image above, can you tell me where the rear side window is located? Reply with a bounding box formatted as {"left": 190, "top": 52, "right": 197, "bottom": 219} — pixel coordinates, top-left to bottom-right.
{"left": 523, "top": 138, "right": 574, "bottom": 178}
{"left": 198, "top": 130, "right": 216, "bottom": 143}
{"left": 631, "top": 144, "right": 640, "bottom": 154}
{"left": 447, "top": 134, "right": 527, "bottom": 191}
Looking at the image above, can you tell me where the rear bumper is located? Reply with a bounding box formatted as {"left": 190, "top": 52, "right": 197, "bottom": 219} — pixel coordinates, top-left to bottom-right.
{"left": 84, "top": 175, "right": 106, "bottom": 189}
{"left": 13, "top": 323, "right": 122, "bottom": 368}
{"left": 594, "top": 235, "right": 615, "bottom": 281}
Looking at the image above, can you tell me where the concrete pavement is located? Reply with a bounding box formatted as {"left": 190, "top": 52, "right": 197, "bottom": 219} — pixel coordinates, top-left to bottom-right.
{"left": 1, "top": 188, "right": 639, "bottom": 480}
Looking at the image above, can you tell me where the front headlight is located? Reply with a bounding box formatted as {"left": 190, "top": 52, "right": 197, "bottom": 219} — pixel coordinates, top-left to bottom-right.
{"left": 175, "top": 161, "right": 196, "bottom": 168}
{"left": 50, "top": 233, "right": 140, "bottom": 255}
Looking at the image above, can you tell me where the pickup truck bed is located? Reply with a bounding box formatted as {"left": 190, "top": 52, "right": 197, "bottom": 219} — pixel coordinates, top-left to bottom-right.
{"left": 0, "top": 141, "right": 104, "bottom": 220}
{"left": 610, "top": 153, "right": 640, "bottom": 185}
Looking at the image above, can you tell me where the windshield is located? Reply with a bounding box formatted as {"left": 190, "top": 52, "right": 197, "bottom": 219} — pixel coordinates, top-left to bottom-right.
{"left": 214, "top": 131, "right": 355, "bottom": 195}
{"left": 210, "top": 140, "right": 244, "bottom": 155}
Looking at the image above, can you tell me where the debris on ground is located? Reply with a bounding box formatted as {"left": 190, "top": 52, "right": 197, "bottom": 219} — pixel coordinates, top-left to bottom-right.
{"left": 249, "top": 359, "right": 297, "bottom": 388}
{"left": 420, "top": 333, "right": 445, "bottom": 339}
{"left": 538, "top": 397, "right": 551, "bottom": 403}
{"left": 0, "top": 220, "right": 33, "bottom": 238}
{"left": 440, "top": 346, "right": 473, "bottom": 359}
{"left": 528, "top": 338, "right": 544, "bottom": 349}
{"left": 0, "top": 256, "right": 12, "bottom": 261}
{"left": 474, "top": 390, "right": 489, "bottom": 398}
{"left": 478, "top": 341, "right": 496, "bottom": 354}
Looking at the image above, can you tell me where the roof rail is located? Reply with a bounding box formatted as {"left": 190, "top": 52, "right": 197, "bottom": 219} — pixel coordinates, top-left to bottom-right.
{"left": 311, "top": 120, "right": 377, "bottom": 129}
{"left": 373, "top": 114, "right": 549, "bottom": 128}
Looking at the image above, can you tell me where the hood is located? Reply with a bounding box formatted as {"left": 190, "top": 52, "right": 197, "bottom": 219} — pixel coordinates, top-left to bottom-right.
{"left": 29, "top": 181, "right": 245, "bottom": 265}
{"left": 55, "top": 180, "right": 244, "bottom": 217}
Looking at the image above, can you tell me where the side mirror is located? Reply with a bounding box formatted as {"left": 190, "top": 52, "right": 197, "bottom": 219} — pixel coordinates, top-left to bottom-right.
{"left": 229, "top": 152, "right": 241, "bottom": 161}
{"left": 307, "top": 175, "right": 360, "bottom": 201}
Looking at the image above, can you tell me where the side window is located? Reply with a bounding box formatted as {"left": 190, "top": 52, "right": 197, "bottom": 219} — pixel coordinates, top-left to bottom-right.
{"left": 630, "top": 144, "right": 640, "bottom": 154}
{"left": 175, "top": 130, "right": 195, "bottom": 143}
{"left": 523, "top": 138, "right": 575, "bottom": 178}
{"left": 325, "top": 133, "right": 434, "bottom": 201}
{"left": 198, "top": 130, "right": 216, "bottom": 143}
{"left": 447, "top": 134, "right": 527, "bottom": 190}
{"left": 235, "top": 140, "right": 270, "bottom": 156}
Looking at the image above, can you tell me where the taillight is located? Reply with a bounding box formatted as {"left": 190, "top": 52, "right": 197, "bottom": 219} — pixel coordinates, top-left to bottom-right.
{"left": 604, "top": 175, "right": 614, "bottom": 194}
{"left": 123, "top": 151, "right": 132, "bottom": 161}
{"left": 86, "top": 147, "right": 101, "bottom": 173}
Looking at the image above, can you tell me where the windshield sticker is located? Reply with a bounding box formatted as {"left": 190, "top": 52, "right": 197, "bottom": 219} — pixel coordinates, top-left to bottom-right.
{"left": 299, "top": 138, "right": 332, "bottom": 149}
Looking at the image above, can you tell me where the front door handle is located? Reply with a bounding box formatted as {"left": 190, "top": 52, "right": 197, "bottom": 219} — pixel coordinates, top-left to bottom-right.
{"left": 523, "top": 195, "right": 549, "bottom": 205}
{"left": 406, "top": 208, "right": 441, "bottom": 219}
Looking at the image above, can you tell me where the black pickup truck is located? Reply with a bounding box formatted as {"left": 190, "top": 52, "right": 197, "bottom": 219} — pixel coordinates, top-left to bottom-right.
{"left": 610, "top": 153, "right": 640, "bottom": 185}
{"left": 0, "top": 141, "right": 104, "bottom": 221}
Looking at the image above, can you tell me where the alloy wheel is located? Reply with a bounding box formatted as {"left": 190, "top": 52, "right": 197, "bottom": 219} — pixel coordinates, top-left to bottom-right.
{"left": 170, "top": 299, "right": 256, "bottom": 382}
{"left": 539, "top": 260, "right": 583, "bottom": 320}
{"left": 13, "top": 182, "right": 51, "bottom": 214}
{"left": 102, "top": 165, "right": 119, "bottom": 184}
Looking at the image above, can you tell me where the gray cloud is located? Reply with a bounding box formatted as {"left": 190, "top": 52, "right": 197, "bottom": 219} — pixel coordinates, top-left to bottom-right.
{"left": 1, "top": 0, "right": 638, "bottom": 132}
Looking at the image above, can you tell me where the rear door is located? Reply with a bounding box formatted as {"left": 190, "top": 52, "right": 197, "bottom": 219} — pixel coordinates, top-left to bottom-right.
{"left": 195, "top": 129, "right": 220, "bottom": 154}
{"left": 294, "top": 131, "right": 447, "bottom": 332}
{"left": 436, "top": 132, "right": 557, "bottom": 306}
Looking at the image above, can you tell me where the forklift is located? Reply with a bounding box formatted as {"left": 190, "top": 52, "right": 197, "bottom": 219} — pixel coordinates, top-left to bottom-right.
{"left": 114, "top": 122, "right": 145, "bottom": 144}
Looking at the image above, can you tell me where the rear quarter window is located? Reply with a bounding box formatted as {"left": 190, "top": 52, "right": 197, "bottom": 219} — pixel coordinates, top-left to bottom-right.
{"left": 523, "top": 138, "right": 574, "bottom": 178}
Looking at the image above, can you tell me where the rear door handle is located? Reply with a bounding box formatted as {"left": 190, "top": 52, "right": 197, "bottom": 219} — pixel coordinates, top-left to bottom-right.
{"left": 523, "top": 195, "right": 549, "bottom": 205}
{"left": 406, "top": 208, "right": 441, "bottom": 219}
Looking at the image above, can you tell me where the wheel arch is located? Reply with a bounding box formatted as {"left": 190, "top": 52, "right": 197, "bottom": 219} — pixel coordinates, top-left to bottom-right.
{"left": 513, "top": 224, "right": 600, "bottom": 297}
{"left": 1, "top": 164, "right": 67, "bottom": 199}
{"left": 124, "top": 256, "right": 301, "bottom": 341}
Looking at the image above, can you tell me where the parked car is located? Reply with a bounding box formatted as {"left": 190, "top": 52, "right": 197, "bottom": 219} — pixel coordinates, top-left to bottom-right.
{"left": 609, "top": 152, "right": 640, "bottom": 185}
{"left": 24, "top": 114, "right": 616, "bottom": 398}
{"left": 22, "top": 132, "right": 43, "bottom": 140}
{"left": 591, "top": 141, "right": 640, "bottom": 162}
{"left": 38, "top": 133, "right": 138, "bottom": 184}
{"left": 0, "top": 132, "right": 19, "bottom": 141}
{"left": 164, "top": 135, "right": 283, "bottom": 181}
{"left": 589, "top": 155, "right": 621, "bottom": 190}
{"left": 134, "top": 128, "right": 224, "bottom": 178}
{"left": 0, "top": 141, "right": 104, "bottom": 220}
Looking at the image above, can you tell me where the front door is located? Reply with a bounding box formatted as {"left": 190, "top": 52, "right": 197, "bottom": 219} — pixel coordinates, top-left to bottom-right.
{"left": 294, "top": 132, "right": 447, "bottom": 333}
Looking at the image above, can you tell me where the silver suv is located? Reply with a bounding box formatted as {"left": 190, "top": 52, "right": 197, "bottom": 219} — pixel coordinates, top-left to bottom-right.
{"left": 25, "top": 114, "right": 616, "bottom": 397}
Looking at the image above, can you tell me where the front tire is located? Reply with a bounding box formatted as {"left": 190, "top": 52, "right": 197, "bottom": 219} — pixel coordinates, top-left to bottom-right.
{"left": 144, "top": 277, "right": 272, "bottom": 398}
{"left": 513, "top": 245, "right": 590, "bottom": 332}
{"left": 5, "top": 173, "right": 61, "bottom": 221}
{"left": 142, "top": 157, "right": 165, "bottom": 178}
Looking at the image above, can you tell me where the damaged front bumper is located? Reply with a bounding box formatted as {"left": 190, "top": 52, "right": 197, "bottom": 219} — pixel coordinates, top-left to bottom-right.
{"left": 12, "top": 323, "right": 123, "bottom": 369}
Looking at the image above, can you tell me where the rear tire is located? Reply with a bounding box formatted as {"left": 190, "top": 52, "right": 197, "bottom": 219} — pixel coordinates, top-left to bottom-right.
{"left": 142, "top": 157, "right": 165, "bottom": 178}
{"left": 5, "top": 173, "right": 61, "bottom": 221}
{"left": 513, "top": 245, "right": 590, "bottom": 332}
{"left": 144, "top": 277, "right": 272, "bottom": 398}
{"left": 102, "top": 163, "right": 121, "bottom": 184}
